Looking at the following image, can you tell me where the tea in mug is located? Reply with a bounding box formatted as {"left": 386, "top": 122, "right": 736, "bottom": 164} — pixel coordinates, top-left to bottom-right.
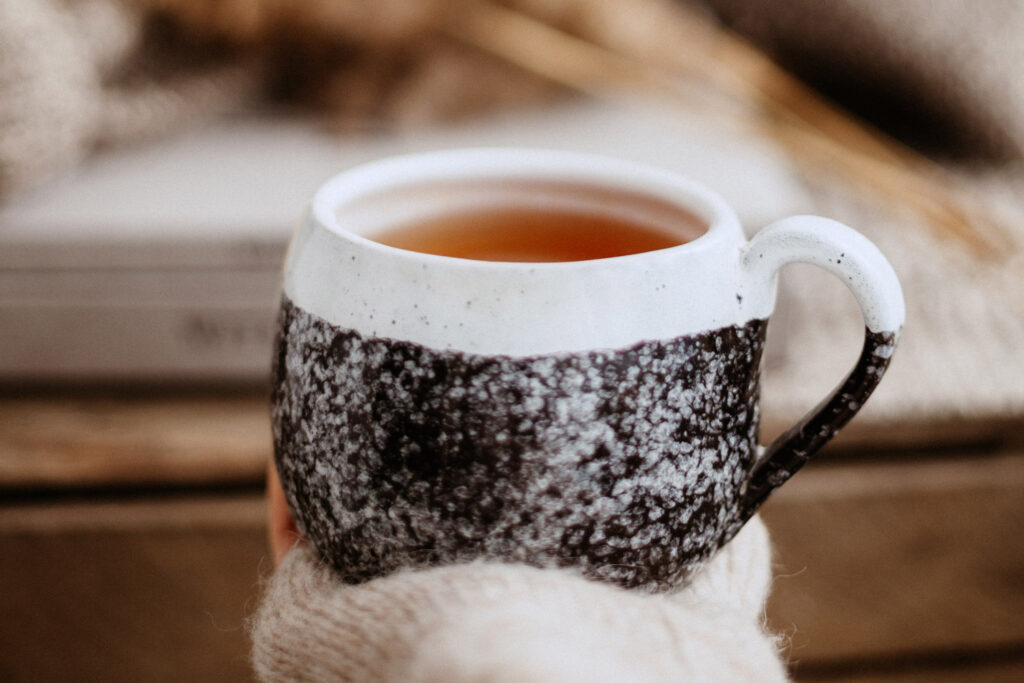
{"left": 369, "top": 207, "right": 702, "bottom": 262}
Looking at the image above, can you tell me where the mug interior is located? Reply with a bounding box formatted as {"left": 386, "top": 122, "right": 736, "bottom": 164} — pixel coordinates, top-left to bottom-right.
{"left": 312, "top": 149, "right": 731, "bottom": 264}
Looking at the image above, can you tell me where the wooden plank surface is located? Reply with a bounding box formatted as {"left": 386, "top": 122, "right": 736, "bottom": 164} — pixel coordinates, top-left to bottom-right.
{"left": 797, "top": 659, "right": 1024, "bottom": 683}
{"left": 0, "top": 395, "right": 270, "bottom": 489}
{"left": 2, "top": 393, "right": 1019, "bottom": 491}
{"left": 2, "top": 393, "right": 1022, "bottom": 680}
{"left": 0, "top": 495, "right": 270, "bottom": 683}
{"left": 762, "top": 452, "right": 1024, "bottom": 669}
{"left": 2, "top": 451, "right": 1023, "bottom": 680}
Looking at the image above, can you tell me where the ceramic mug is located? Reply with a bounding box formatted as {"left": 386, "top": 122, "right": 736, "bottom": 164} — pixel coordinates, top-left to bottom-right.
{"left": 271, "top": 148, "right": 904, "bottom": 591}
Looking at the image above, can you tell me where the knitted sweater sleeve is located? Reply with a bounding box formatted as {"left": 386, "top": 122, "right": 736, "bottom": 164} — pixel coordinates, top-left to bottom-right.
{"left": 250, "top": 515, "right": 788, "bottom": 682}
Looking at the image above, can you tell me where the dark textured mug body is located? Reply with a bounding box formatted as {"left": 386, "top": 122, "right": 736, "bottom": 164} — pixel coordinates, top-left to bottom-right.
{"left": 272, "top": 149, "right": 904, "bottom": 592}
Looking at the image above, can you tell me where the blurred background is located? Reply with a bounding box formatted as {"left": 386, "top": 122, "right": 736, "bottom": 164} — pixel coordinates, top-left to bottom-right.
{"left": 1, "top": 0, "right": 1022, "bottom": 680}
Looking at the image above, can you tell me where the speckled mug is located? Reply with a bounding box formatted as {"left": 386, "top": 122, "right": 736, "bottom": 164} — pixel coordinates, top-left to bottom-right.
{"left": 272, "top": 149, "right": 904, "bottom": 591}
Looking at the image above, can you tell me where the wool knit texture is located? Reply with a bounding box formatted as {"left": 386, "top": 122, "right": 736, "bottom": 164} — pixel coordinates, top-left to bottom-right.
{"left": 6, "top": 0, "right": 1024, "bottom": 185}
{"left": 0, "top": 0, "right": 258, "bottom": 197}
{"left": 251, "top": 514, "right": 787, "bottom": 682}
{"left": 690, "top": 0, "right": 1024, "bottom": 430}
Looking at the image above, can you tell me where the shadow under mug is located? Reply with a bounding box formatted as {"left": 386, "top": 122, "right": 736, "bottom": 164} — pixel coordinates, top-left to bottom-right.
{"left": 272, "top": 148, "right": 904, "bottom": 592}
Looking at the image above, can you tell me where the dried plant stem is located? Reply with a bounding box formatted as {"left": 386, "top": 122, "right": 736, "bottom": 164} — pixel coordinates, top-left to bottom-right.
{"left": 448, "top": 3, "right": 672, "bottom": 103}
{"left": 449, "top": 2, "right": 1011, "bottom": 258}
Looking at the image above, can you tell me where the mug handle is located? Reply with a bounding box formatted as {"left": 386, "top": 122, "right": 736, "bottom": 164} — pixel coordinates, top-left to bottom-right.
{"left": 734, "top": 216, "right": 905, "bottom": 526}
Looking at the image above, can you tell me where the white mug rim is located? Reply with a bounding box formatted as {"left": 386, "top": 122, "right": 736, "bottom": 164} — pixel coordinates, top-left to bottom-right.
{"left": 309, "top": 147, "right": 743, "bottom": 271}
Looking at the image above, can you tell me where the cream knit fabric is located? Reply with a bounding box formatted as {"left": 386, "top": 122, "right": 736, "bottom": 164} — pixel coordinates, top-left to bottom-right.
{"left": 251, "top": 515, "right": 787, "bottom": 682}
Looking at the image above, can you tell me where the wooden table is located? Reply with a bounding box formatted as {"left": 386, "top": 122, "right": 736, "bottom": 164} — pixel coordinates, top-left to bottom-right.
{"left": 1, "top": 392, "right": 1022, "bottom": 681}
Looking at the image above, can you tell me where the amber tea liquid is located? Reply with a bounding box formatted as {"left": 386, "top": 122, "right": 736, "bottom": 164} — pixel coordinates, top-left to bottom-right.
{"left": 369, "top": 207, "right": 702, "bottom": 262}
